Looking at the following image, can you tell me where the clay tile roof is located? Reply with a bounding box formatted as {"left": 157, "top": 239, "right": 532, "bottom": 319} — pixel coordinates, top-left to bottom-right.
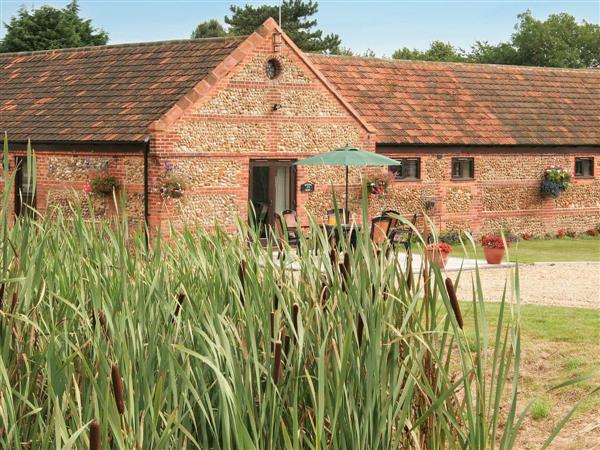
{"left": 310, "top": 55, "right": 600, "bottom": 146}
{"left": 0, "top": 36, "right": 246, "bottom": 142}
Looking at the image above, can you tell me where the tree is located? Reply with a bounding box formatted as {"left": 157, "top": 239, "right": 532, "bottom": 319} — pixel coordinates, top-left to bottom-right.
{"left": 392, "top": 41, "right": 465, "bottom": 62}
{"left": 392, "top": 11, "right": 600, "bottom": 68}
{"left": 225, "top": 0, "right": 340, "bottom": 53}
{"left": 191, "top": 19, "right": 228, "bottom": 39}
{"left": 471, "top": 11, "right": 599, "bottom": 68}
{"left": 0, "top": 1, "right": 108, "bottom": 53}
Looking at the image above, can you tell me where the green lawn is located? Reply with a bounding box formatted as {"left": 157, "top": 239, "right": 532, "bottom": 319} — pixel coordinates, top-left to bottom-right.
{"left": 461, "top": 302, "right": 600, "bottom": 448}
{"left": 451, "top": 236, "right": 600, "bottom": 263}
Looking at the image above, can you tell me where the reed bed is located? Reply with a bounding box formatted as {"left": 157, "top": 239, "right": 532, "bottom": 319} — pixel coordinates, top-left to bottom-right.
{"left": 0, "top": 144, "right": 575, "bottom": 449}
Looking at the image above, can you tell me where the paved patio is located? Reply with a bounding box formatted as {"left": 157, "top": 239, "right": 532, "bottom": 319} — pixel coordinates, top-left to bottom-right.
{"left": 272, "top": 251, "right": 515, "bottom": 273}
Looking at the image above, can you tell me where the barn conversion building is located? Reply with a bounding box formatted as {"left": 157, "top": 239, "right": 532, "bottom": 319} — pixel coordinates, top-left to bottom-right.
{"left": 1, "top": 18, "right": 599, "bottom": 235}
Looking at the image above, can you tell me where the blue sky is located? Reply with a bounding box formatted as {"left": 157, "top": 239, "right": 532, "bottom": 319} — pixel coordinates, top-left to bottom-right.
{"left": 0, "top": 1, "right": 598, "bottom": 55}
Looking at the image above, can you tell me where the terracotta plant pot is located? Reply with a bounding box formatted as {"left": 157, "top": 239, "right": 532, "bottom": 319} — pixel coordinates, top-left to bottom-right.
{"left": 483, "top": 247, "right": 505, "bottom": 264}
{"left": 426, "top": 249, "right": 450, "bottom": 269}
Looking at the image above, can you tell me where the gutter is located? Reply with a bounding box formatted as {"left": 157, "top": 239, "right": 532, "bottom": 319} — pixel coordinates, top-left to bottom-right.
{"left": 143, "top": 136, "right": 150, "bottom": 248}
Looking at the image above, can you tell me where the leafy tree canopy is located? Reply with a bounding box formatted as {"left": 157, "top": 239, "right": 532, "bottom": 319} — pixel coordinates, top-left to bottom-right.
{"left": 392, "top": 41, "right": 465, "bottom": 62}
{"left": 191, "top": 19, "right": 228, "bottom": 39}
{"left": 0, "top": 1, "right": 108, "bottom": 53}
{"left": 222, "top": 0, "right": 340, "bottom": 53}
{"left": 392, "top": 11, "right": 600, "bottom": 68}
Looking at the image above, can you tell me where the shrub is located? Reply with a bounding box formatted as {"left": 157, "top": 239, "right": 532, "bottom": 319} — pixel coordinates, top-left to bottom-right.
{"left": 90, "top": 175, "right": 118, "bottom": 195}
{"left": 522, "top": 232, "right": 533, "bottom": 241}
{"left": 566, "top": 229, "right": 577, "bottom": 238}
{"left": 481, "top": 235, "right": 509, "bottom": 249}
{"left": 587, "top": 228, "right": 599, "bottom": 236}
{"left": 439, "top": 231, "right": 461, "bottom": 244}
{"left": 556, "top": 228, "right": 566, "bottom": 238}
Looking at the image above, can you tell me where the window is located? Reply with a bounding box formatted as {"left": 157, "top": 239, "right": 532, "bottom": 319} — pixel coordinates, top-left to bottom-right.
{"left": 389, "top": 158, "right": 420, "bottom": 180}
{"left": 15, "top": 157, "right": 36, "bottom": 217}
{"left": 451, "top": 158, "right": 474, "bottom": 180}
{"left": 266, "top": 59, "right": 281, "bottom": 79}
{"left": 575, "top": 157, "right": 593, "bottom": 178}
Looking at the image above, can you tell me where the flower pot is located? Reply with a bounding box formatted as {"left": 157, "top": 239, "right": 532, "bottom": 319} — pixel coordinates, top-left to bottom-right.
{"left": 426, "top": 249, "right": 449, "bottom": 269}
{"left": 483, "top": 247, "right": 505, "bottom": 264}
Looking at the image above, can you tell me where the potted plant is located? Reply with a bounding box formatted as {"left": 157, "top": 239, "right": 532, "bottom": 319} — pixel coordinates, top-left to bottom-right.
{"left": 159, "top": 175, "right": 186, "bottom": 199}
{"left": 481, "top": 235, "right": 509, "bottom": 264}
{"left": 366, "top": 172, "right": 394, "bottom": 196}
{"left": 89, "top": 175, "right": 118, "bottom": 196}
{"left": 425, "top": 242, "right": 453, "bottom": 269}
{"left": 540, "top": 166, "right": 571, "bottom": 198}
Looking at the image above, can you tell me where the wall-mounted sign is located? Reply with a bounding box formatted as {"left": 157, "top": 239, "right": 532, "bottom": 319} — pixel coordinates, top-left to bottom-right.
{"left": 300, "top": 182, "right": 315, "bottom": 193}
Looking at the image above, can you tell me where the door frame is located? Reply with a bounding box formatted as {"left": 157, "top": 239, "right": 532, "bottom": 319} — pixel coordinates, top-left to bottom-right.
{"left": 14, "top": 156, "right": 36, "bottom": 217}
{"left": 248, "top": 159, "right": 297, "bottom": 227}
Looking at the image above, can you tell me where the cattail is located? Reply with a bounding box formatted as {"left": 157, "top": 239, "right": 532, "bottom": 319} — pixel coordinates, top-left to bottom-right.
{"left": 175, "top": 292, "right": 185, "bottom": 317}
{"left": 329, "top": 248, "right": 337, "bottom": 267}
{"left": 111, "top": 363, "right": 125, "bottom": 415}
{"left": 272, "top": 293, "right": 279, "bottom": 311}
{"left": 11, "top": 291, "right": 17, "bottom": 312}
{"left": 89, "top": 419, "right": 100, "bottom": 450}
{"left": 406, "top": 263, "right": 413, "bottom": 291}
{"left": 270, "top": 311, "right": 275, "bottom": 339}
{"left": 0, "top": 283, "right": 4, "bottom": 310}
{"left": 291, "top": 303, "right": 299, "bottom": 338}
{"left": 238, "top": 259, "right": 246, "bottom": 305}
{"left": 445, "top": 277, "right": 463, "bottom": 329}
{"left": 283, "top": 333, "right": 290, "bottom": 356}
{"left": 272, "top": 340, "right": 283, "bottom": 384}
{"left": 357, "top": 314, "right": 364, "bottom": 346}
{"left": 343, "top": 252, "right": 351, "bottom": 277}
{"left": 319, "top": 283, "right": 329, "bottom": 308}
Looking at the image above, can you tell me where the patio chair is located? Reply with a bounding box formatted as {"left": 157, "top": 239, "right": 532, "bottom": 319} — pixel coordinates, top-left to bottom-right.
{"left": 327, "top": 208, "right": 350, "bottom": 225}
{"left": 387, "top": 213, "right": 417, "bottom": 251}
{"left": 382, "top": 209, "right": 401, "bottom": 234}
{"left": 275, "top": 211, "right": 301, "bottom": 252}
{"left": 370, "top": 216, "right": 394, "bottom": 246}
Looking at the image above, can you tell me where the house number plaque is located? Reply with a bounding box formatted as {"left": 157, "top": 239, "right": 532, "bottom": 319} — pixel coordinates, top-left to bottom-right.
{"left": 300, "top": 182, "right": 315, "bottom": 193}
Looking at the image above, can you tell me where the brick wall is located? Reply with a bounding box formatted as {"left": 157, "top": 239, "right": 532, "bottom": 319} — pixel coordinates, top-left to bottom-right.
{"left": 377, "top": 146, "right": 600, "bottom": 235}
{"left": 149, "top": 29, "right": 374, "bottom": 232}
{"left": 2, "top": 149, "right": 145, "bottom": 225}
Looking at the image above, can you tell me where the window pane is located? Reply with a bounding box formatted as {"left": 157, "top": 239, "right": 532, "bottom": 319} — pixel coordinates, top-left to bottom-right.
{"left": 452, "top": 158, "right": 474, "bottom": 179}
{"left": 575, "top": 158, "right": 593, "bottom": 177}
{"left": 390, "top": 158, "right": 420, "bottom": 180}
{"left": 405, "top": 160, "right": 418, "bottom": 178}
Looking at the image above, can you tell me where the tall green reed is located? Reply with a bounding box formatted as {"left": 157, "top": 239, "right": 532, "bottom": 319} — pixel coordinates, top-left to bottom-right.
{"left": 0, "top": 137, "right": 580, "bottom": 449}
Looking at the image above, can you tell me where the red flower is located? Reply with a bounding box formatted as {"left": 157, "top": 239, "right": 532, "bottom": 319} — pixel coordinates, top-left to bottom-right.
{"left": 83, "top": 182, "right": 93, "bottom": 193}
{"left": 556, "top": 228, "right": 566, "bottom": 238}
{"left": 426, "top": 242, "right": 453, "bottom": 253}
{"left": 481, "top": 236, "right": 509, "bottom": 249}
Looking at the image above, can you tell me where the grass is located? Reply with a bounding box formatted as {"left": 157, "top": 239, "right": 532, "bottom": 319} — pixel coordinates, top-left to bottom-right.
{"left": 461, "top": 302, "right": 600, "bottom": 447}
{"left": 531, "top": 399, "right": 553, "bottom": 421}
{"left": 452, "top": 236, "right": 600, "bottom": 263}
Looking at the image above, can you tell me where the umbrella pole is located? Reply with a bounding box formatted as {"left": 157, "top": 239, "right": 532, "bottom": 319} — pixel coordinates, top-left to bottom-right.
{"left": 345, "top": 166, "right": 349, "bottom": 222}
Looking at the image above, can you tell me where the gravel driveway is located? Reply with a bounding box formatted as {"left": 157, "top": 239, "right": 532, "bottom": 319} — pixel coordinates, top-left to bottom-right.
{"left": 455, "top": 262, "right": 600, "bottom": 310}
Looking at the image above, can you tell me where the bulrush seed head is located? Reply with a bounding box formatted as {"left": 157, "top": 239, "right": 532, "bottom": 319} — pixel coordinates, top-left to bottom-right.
{"left": 292, "top": 303, "right": 299, "bottom": 337}
{"left": 273, "top": 340, "right": 283, "bottom": 384}
{"left": 89, "top": 419, "right": 100, "bottom": 450}
{"left": 445, "top": 277, "right": 464, "bottom": 329}
{"left": 111, "top": 363, "right": 125, "bottom": 415}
